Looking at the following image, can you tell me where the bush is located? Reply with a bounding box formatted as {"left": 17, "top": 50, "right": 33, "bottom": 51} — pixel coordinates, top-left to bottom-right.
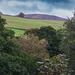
{"left": 0, "top": 16, "right": 19, "bottom": 55}
{"left": 25, "top": 28, "right": 39, "bottom": 36}
{"left": 14, "top": 34, "right": 49, "bottom": 60}
{"left": 25, "top": 26, "right": 62, "bottom": 57}
{"left": 1, "top": 28, "right": 15, "bottom": 39}
{"left": 61, "top": 17, "right": 75, "bottom": 75}
{"left": 0, "top": 52, "right": 42, "bottom": 75}
{"left": 0, "top": 53, "right": 29, "bottom": 75}
{"left": 0, "top": 16, "right": 42, "bottom": 75}
{"left": 38, "top": 26, "right": 62, "bottom": 57}
{"left": 36, "top": 54, "right": 68, "bottom": 75}
{"left": 0, "top": 16, "right": 6, "bottom": 31}
{"left": 0, "top": 35, "right": 20, "bottom": 55}
{"left": 20, "top": 52, "right": 42, "bottom": 75}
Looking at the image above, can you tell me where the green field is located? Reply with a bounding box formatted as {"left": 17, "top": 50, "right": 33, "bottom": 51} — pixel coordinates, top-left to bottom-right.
{"left": 11, "top": 29, "right": 25, "bottom": 34}
{"left": 2, "top": 15, "right": 65, "bottom": 30}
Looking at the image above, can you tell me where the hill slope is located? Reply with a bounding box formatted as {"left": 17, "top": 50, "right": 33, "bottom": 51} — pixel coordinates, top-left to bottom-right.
{"left": 17, "top": 13, "right": 66, "bottom": 21}
{"left": 1, "top": 15, "right": 65, "bottom": 30}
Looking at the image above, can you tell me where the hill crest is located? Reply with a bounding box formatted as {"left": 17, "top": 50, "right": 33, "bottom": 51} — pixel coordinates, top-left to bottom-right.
{"left": 16, "top": 12, "right": 67, "bottom": 21}
{"left": 0, "top": 12, "right": 66, "bottom": 21}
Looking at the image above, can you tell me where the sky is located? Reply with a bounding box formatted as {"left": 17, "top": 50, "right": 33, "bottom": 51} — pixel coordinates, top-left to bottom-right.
{"left": 0, "top": 0, "right": 75, "bottom": 18}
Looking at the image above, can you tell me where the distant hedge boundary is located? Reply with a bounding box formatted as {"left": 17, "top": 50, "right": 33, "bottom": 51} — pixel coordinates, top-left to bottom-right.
{"left": 7, "top": 27, "right": 27, "bottom": 30}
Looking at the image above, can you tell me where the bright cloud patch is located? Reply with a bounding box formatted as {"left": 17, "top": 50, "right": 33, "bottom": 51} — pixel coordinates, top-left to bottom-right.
{"left": 50, "top": 9, "right": 73, "bottom": 18}
{"left": 8, "top": 1, "right": 34, "bottom": 7}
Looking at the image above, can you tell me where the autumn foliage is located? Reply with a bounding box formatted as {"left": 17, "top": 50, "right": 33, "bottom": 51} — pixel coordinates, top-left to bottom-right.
{"left": 14, "top": 34, "right": 49, "bottom": 59}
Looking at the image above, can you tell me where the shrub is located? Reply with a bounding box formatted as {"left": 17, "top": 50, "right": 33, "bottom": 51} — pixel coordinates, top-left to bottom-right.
{"left": 25, "top": 26, "right": 62, "bottom": 57}
{"left": 0, "top": 53, "right": 29, "bottom": 75}
{"left": 61, "top": 17, "right": 75, "bottom": 75}
{"left": 0, "top": 16, "right": 42, "bottom": 75}
{"left": 0, "top": 16, "right": 19, "bottom": 55}
{"left": 0, "top": 52, "right": 42, "bottom": 75}
{"left": 25, "top": 28, "right": 39, "bottom": 36}
{"left": 38, "top": 26, "right": 62, "bottom": 57}
{"left": 36, "top": 54, "right": 68, "bottom": 75}
{"left": 20, "top": 52, "right": 42, "bottom": 75}
{"left": 0, "top": 35, "right": 20, "bottom": 55}
{"left": 14, "top": 34, "right": 49, "bottom": 60}
{"left": 0, "top": 16, "right": 6, "bottom": 31}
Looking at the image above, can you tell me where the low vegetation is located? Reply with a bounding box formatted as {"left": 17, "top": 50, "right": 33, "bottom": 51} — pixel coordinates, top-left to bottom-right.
{"left": 0, "top": 16, "right": 42, "bottom": 75}
{"left": 25, "top": 26, "right": 62, "bottom": 57}
{"left": 36, "top": 54, "right": 68, "bottom": 75}
{"left": 61, "top": 17, "right": 75, "bottom": 75}
{"left": 0, "top": 14, "right": 75, "bottom": 75}
{"left": 14, "top": 34, "right": 49, "bottom": 60}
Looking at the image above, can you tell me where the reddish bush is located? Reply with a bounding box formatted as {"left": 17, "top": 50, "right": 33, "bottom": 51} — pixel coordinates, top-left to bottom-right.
{"left": 14, "top": 34, "right": 49, "bottom": 59}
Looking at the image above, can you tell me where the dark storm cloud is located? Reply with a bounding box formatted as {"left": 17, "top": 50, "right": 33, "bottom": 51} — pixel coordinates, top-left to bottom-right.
{"left": 0, "top": 0, "right": 73, "bottom": 9}
{"left": 17, "top": 0, "right": 69, "bottom": 2}
{"left": 16, "top": 0, "right": 74, "bottom": 10}
{"left": 40, "top": 0, "right": 70, "bottom": 3}
{"left": 17, "top": 0, "right": 70, "bottom": 3}
{"left": 39, "top": 0, "right": 72, "bottom": 10}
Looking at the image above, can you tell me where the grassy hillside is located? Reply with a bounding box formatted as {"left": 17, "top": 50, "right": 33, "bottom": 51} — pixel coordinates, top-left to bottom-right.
{"left": 2, "top": 15, "right": 65, "bottom": 30}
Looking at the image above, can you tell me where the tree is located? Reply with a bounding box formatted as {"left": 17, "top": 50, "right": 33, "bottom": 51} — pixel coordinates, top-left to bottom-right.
{"left": 62, "top": 17, "right": 75, "bottom": 75}
{"left": 18, "top": 12, "right": 25, "bottom": 18}
{"left": 25, "top": 28, "right": 39, "bottom": 36}
{"left": 14, "top": 34, "right": 49, "bottom": 60}
{"left": 0, "top": 16, "right": 42, "bottom": 75}
{"left": 38, "top": 26, "right": 62, "bottom": 57}
{"left": 0, "top": 16, "right": 18, "bottom": 55}
{"left": 25, "top": 26, "right": 62, "bottom": 57}
{"left": 0, "top": 16, "right": 6, "bottom": 31}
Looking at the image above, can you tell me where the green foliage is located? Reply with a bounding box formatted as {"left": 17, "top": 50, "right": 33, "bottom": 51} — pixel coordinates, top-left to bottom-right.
{"left": 36, "top": 54, "right": 68, "bottom": 75}
{"left": 19, "top": 52, "right": 42, "bottom": 75}
{"left": 25, "top": 28, "right": 39, "bottom": 36}
{"left": 0, "top": 16, "right": 19, "bottom": 55}
{"left": 56, "top": 29, "right": 64, "bottom": 41}
{"left": 38, "top": 26, "right": 62, "bottom": 57}
{"left": 0, "top": 15, "right": 15, "bottom": 39}
{"left": 25, "top": 26, "right": 62, "bottom": 57}
{"left": 0, "top": 16, "right": 6, "bottom": 31}
{"left": 61, "top": 17, "right": 75, "bottom": 75}
{"left": 0, "top": 38, "right": 19, "bottom": 55}
{"left": 0, "top": 15, "right": 42, "bottom": 75}
{"left": 56, "top": 29, "right": 64, "bottom": 53}
{"left": 1, "top": 28, "right": 15, "bottom": 39}
{"left": 0, "top": 53, "right": 30, "bottom": 75}
{"left": 0, "top": 44, "right": 41, "bottom": 75}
